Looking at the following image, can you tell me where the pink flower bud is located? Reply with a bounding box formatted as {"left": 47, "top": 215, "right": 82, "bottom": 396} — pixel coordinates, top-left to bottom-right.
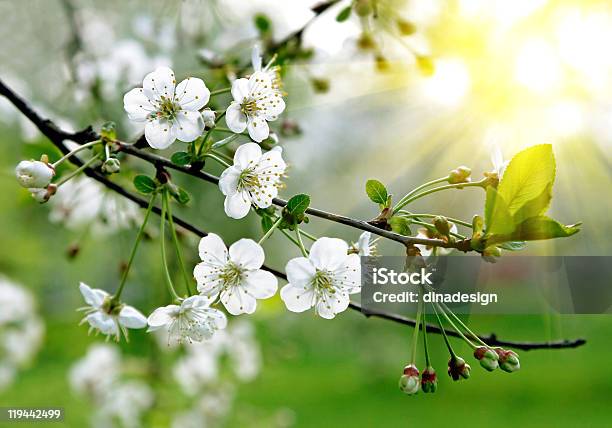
{"left": 399, "top": 364, "right": 420, "bottom": 395}
{"left": 448, "top": 356, "right": 471, "bottom": 381}
{"left": 495, "top": 348, "right": 520, "bottom": 373}
{"left": 421, "top": 366, "right": 437, "bottom": 393}
{"left": 474, "top": 346, "right": 499, "bottom": 371}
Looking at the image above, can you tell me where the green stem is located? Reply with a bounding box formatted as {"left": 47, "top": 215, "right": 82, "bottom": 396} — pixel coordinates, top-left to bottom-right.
{"left": 393, "top": 177, "right": 448, "bottom": 213}
{"left": 203, "top": 153, "right": 231, "bottom": 168}
{"left": 422, "top": 310, "right": 431, "bottom": 367}
{"left": 399, "top": 212, "right": 473, "bottom": 229}
{"left": 56, "top": 154, "right": 102, "bottom": 187}
{"left": 436, "top": 303, "right": 476, "bottom": 349}
{"left": 281, "top": 228, "right": 303, "bottom": 249}
{"left": 299, "top": 228, "right": 318, "bottom": 242}
{"left": 295, "top": 227, "right": 309, "bottom": 257}
{"left": 160, "top": 193, "right": 180, "bottom": 301}
{"left": 113, "top": 193, "right": 156, "bottom": 300}
{"left": 210, "top": 87, "right": 231, "bottom": 96}
{"left": 393, "top": 178, "right": 487, "bottom": 213}
{"left": 196, "top": 128, "right": 214, "bottom": 158}
{"left": 211, "top": 149, "right": 233, "bottom": 163}
{"left": 432, "top": 302, "right": 456, "bottom": 359}
{"left": 164, "top": 191, "right": 195, "bottom": 296}
{"left": 258, "top": 217, "right": 283, "bottom": 245}
{"left": 410, "top": 290, "right": 423, "bottom": 364}
{"left": 52, "top": 140, "right": 101, "bottom": 167}
{"left": 440, "top": 302, "right": 489, "bottom": 348}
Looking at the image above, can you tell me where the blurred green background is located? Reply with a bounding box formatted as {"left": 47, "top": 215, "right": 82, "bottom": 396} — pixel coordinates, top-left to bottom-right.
{"left": 1, "top": 0, "right": 612, "bottom": 427}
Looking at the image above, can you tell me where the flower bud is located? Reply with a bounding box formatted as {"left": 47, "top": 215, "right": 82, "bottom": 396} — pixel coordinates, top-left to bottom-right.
{"left": 434, "top": 216, "right": 451, "bottom": 237}
{"left": 421, "top": 366, "right": 437, "bottom": 393}
{"left": 495, "top": 348, "right": 520, "bottom": 373}
{"left": 474, "top": 346, "right": 499, "bottom": 371}
{"left": 448, "top": 166, "right": 471, "bottom": 184}
{"left": 15, "top": 160, "right": 55, "bottom": 188}
{"left": 201, "top": 109, "right": 216, "bottom": 128}
{"left": 101, "top": 157, "right": 121, "bottom": 174}
{"left": 29, "top": 184, "right": 56, "bottom": 204}
{"left": 399, "top": 364, "right": 420, "bottom": 395}
{"left": 448, "top": 356, "right": 471, "bottom": 381}
{"left": 354, "top": 0, "right": 373, "bottom": 17}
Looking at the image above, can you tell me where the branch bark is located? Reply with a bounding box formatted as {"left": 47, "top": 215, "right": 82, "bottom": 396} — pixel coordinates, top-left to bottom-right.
{"left": 0, "top": 78, "right": 586, "bottom": 351}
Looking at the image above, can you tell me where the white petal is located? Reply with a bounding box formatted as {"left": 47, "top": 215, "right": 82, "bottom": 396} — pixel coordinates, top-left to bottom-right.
{"left": 143, "top": 66, "right": 176, "bottom": 101}
{"left": 251, "top": 184, "right": 277, "bottom": 209}
{"left": 174, "top": 110, "right": 204, "bottom": 142}
{"left": 335, "top": 254, "right": 361, "bottom": 293}
{"left": 247, "top": 71, "right": 273, "bottom": 94}
{"left": 175, "top": 77, "right": 210, "bottom": 111}
{"left": 224, "top": 191, "right": 252, "bottom": 219}
{"left": 147, "top": 306, "right": 178, "bottom": 330}
{"left": 198, "top": 233, "right": 228, "bottom": 264}
{"left": 309, "top": 238, "right": 350, "bottom": 271}
{"left": 208, "top": 309, "right": 227, "bottom": 329}
{"left": 246, "top": 116, "right": 270, "bottom": 142}
{"left": 357, "top": 232, "right": 371, "bottom": 256}
{"left": 221, "top": 287, "right": 256, "bottom": 315}
{"left": 193, "top": 263, "right": 223, "bottom": 298}
{"left": 218, "top": 166, "right": 241, "bottom": 196}
{"left": 87, "top": 312, "right": 118, "bottom": 335}
{"left": 231, "top": 78, "right": 250, "bottom": 102}
{"left": 243, "top": 270, "right": 277, "bottom": 298}
{"left": 229, "top": 239, "right": 265, "bottom": 269}
{"left": 226, "top": 102, "right": 247, "bottom": 133}
{"left": 315, "top": 292, "right": 349, "bottom": 319}
{"left": 251, "top": 44, "right": 263, "bottom": 71}
{"left": 260, "top": 93, "right": 285, "bottom": 120}
{"left": 145, "top": 118, "right": 176, "bottom": 149}
{"left": 256, "top": 148, "right": 286, "bottom": 175}
{"left": 182, "top": 295, "right": 212, "bottom": 309}
{"left": 285, "top": 257, "right": 316, "bottom": 287}
{"left": 233, "top": 142, "right": 262, "bottom": 169}
{"left": 79, "top": 282, "right": 108, "bottom": 308}
{"left": 118, "top": 305, "right": 147, "bottom": 329}
{"left": 123, "top": 88, "right": 154, "bottom": 122}
{"left": 280, "top": 284, "right": 314, "bottom": 313}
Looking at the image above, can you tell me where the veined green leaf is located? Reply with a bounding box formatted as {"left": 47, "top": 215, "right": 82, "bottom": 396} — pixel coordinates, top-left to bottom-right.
{"left": 133, "top": 175, "right": 157, "bottom": 194}
{"left": 484, "top": 187, "right": 514, "bottom": 235}
{"left": 365, "top": 179, "right": 388, "bottom": 205}
{"left": 497, "top": 144, "right": 555, "bottom": 215}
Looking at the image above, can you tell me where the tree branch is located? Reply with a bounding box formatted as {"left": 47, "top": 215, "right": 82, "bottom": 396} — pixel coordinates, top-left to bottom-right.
{"left": 0, "top": 78, "right": 586, "bottom": 351}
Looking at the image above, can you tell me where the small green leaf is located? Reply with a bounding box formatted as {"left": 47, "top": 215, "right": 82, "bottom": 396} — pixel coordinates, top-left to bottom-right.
{"left": 100, "top": 121, "right": 116, "bottom": 142}
{"left": 497, "top": 144, "right": 555, "bottom": 215}
{"left": 365, "top": 179, "right": 388, "bottom": 205}
{"left": 261, "top": 216, "right": 274, "bottom": 233}
{"left": 512, "top": 183, "right": 552, "bottom": 224}
{"left": 484, "top": 187, "right": 514, "bottom": 235}
{"left": 510, "top": 216, "right": 581, "bottom": 241}
{"left": 133, "top": 175, "right": 157, "bottom": 194}
{"left": 281, "top": 194, "right": 310, "bottom": 230}
{"left": 171, "top": 152, "right": 192, "bottom": 166}
{"left": 389, "top": 216, "right": 412, "bottom": 236}
{"left": 172, "top": 187, "right": 191, "bottom": 205}
{"left": 254, "top": 14, "right": 271, "bottom": 33}
{"left": 498, "top": 241, "right": 526, "bottom": 251}
{"left": 211, "top": 134, "right": 240, "bottom": 149}
{"left": 336, "top": 6, "right": 352, "bottom": 22}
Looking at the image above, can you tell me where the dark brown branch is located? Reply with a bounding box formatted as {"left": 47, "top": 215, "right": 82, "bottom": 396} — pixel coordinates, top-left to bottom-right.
{"left": 0, "top": 78, "right": 586, "bottom": 351}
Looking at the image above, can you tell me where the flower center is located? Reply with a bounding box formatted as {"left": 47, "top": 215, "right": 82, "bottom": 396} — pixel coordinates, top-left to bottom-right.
{"left": 240, "top": 98, "right": 260, "bottom": 117}
{"left": 154, "top": 96, "right": 181, "bottom": 120}
{"left": 219, "top": 262, "right": 244, "bottom": 288}
{"left": 237, "top": 168, "right": 261, "bottom": 191}
{"left": 312, "top": 269, "right": 335, "bottom": 293}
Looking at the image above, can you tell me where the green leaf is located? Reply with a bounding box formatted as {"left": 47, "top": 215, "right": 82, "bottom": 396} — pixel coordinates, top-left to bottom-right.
{"left": 484, "top": 187, "right": 514, "bottom": 235}
{"left": 498, "top": 241, "right": 526, "bottom": 251}
{"left": 254, "top": 14, "right": 271, "bottom": 33}
{"left": 211, "top": 134, "right": 240, "bottom": 149}
{"left": 365, "top": 179, "right": 388, "bottom": 205}
{"left": 261, "top": 216, "right": 274, "bottom": 233}
{"left": 171, "top": 152, "right": 192, "bottom": 166}
{"left": 133, "top": 175, "right": 157, "bottom": 194}
{"left": 281, "top": 194, "right": 310, "bottom": 230}
{"left": 389, "top": 216, "right": 412, "bottom": 236}
{"left": 510, "top": 216, "right": 580, "bottom": 241}
{"left": 512, "top": 183, "right": 552, "bottom": 224}
{"left": 336, "top": 6, "right": 352, "bottom": 22}
{"left": 497, "top": 144, "right": 555, "bottom": 215}
{"left": 172, "top": 187, "right": 191, "bottom": 205}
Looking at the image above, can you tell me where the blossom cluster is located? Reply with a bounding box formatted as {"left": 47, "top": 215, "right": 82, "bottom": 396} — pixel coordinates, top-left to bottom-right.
{"left": 0, "top": 277, "right": 44, "bottom": 392}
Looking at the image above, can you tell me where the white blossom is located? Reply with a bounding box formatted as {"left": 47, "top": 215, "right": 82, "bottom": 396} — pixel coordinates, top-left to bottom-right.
{"left": 218, "top": 143, "right": 286, "bottom": 219}
{"left": 281, "top": 237, "right": 361, "bottom": 319}
{"left": 97, "top": 380, "right": 154, "bottom": 428}
{"left": 49, "top": 176, "right": 141, "bottom": 235}
{"left": 225, "top": 68, "right": 285, "bottom": 142}
{"left": 193, "top": 233, "right": 277, "bottom": 315}
{"left": 147, "top": 295, "right": 227, "bottom": 344}
{"left": 78, "top": 282, "right": 147, "bottom": 341}
{"left": 29, "top": 187, "right": 52, "bottom": 204}
{"left": 353, "top": 231, "right": 377, "bottom": 256}
{"left": 69, "top": 344, "right": 121, "bottom": 398}
{"left": 491, "top": 144, "right": 509, "bottom": 179}
{"left": 414, "top": 223, "right": 458, "bottom": 257}
{"left": 124, "top": 66, "right": 210, "bottom": 149}
{"left": 15, "top": 160, "right": 54, "bottom": 189}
